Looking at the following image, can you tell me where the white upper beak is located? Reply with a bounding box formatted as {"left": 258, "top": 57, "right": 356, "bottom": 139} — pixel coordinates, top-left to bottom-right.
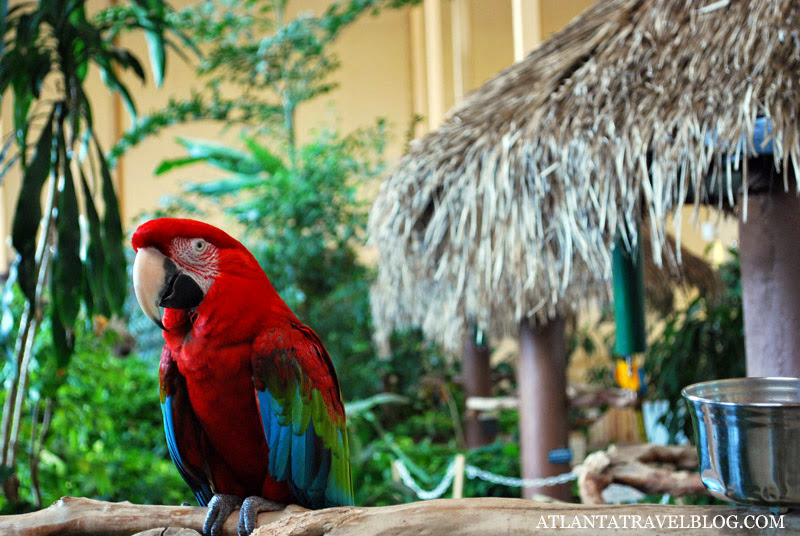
{"left": 132, "top": 247, "right": 168, "bottom": 330}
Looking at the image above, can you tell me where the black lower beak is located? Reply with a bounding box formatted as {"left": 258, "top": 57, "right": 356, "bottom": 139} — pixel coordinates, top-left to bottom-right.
{"left": 159, "top": 259, "right": 205, "bottom": 310}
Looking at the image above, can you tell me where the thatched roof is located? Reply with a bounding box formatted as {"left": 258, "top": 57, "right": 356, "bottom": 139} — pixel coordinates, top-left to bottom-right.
{"left": 369, "top": 0, "right": 798, "bottom": 352}
{"left": 641, "top": 225, "right": 721, "bottom": 314}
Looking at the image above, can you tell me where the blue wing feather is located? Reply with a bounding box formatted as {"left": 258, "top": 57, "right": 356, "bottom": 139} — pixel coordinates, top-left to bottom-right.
{"left": 256, "top": 385, "right": 339, "bottom": 509}
{"left": 291, "top": 419, "right": 317, "bottom": 490}
{"left": 309, "top": 448, "right": 331, "bottom": 497}
{"left": 252, "top": 325, "right": 353, "bottom": 509}
{"left": 162, "top": 395, "right": 213, "bottom": 506}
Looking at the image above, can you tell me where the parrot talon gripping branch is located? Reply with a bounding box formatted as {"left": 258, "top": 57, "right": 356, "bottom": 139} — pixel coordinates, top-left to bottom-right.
{"left": 131, "top": 218, "right": 354, "bottom": 536}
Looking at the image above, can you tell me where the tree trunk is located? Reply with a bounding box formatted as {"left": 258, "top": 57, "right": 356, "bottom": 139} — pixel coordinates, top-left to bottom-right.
{"left": 462, "top": 329, "right": 495, "bottom": 447}
{"left": 517, "top": 317, "right": 571, "bottom": 501}
{"left": 739, "top": 187, "right": 800, "bottom": 377}
{"left": 2, "top": 497, "right": 797, "bottom": 536}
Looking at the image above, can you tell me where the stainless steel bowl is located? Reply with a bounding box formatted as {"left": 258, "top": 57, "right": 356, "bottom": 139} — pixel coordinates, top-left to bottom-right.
{"left": 683, "top": 377, "right": 800, "bottom": 506}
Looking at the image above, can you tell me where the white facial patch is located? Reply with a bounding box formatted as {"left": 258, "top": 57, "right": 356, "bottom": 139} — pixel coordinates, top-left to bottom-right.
{"left": 169, "top": 237, "right": 220, "bottom": 294}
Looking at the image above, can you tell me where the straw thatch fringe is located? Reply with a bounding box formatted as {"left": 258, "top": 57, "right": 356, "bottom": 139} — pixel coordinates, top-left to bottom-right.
{"left": 369, "top": 0, "right": 799, "bottom": 352}
{"left": 642, "top": 224, "right": 721, "bottom": 315}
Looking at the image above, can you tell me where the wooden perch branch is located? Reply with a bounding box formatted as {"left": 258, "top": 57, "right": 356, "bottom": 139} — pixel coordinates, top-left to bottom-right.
{"left": 1, "top": 496, "right": 797, "bottom": 535}
{"left": 0, "top": 497, "right": 298, "bottom": 536}
{"left": 574, "top": 443, "right": 707, "bottom": 504}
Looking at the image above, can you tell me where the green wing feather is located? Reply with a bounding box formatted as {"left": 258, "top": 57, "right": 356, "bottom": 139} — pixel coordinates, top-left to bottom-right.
{"left": 253, "top": 323, "right": 353, "bottom": 508}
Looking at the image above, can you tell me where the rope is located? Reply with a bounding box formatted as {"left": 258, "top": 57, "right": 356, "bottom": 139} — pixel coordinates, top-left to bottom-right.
{"left": 394, "top": 458, "right": 577, "bottom": 500}
{"left": 394, "top": 459, "right": 458, "bottom": 500}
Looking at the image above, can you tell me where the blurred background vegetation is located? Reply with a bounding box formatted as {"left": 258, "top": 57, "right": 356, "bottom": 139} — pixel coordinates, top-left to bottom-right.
{"left": 0, "top": 0, "right": 744, "bottom": 514}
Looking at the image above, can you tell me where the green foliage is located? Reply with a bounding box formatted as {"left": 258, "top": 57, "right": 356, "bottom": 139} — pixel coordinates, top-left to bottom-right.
{"left": 123, "top": 0, "right": 424, "bottom": 401}
{"left": 134, "top": 0, "right": 537, "bottom": 507}
{"left": 0, "top": 0, "right": 182, "bottom": 507}
{"left": 346, "top": 349, "right": 525, "bottom": 506}
{"left": 645, "top": 249, "right": 745, "bottom": 443}
{"left": 4, "top": 0, "right": 539, "bottom": 511}
{"left": 0, "top": 0, "right": 177, "bottom": 362}
{"left": 155, "top": 124, "right": 385, "bottom": 399}
{"left": 110, "top": 0, "right": 422, "bottom": 159}
{"left": 0, "top": 314, "right": 186, "bottom": 513}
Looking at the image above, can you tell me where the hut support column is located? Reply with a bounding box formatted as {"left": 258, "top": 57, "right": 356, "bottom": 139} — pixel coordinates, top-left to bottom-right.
{"left": 739, "top": 188, "right": 800, "bottom": 377}
{"left": 423, "top": 0, "right": 446, "bottom": 129}
{"left": 517, "top": 317, "right": 571, "bottom": 501}
{"left": 511, "top": 0, "right": 541, "bottom": 61}
{"left": 462, "top": 331, "right": 494, "bottom": 447}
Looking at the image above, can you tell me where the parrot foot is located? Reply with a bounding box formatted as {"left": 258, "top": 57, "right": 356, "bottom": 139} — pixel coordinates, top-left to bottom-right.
{"left": 238, "top": 496, "right": 285, "bottom": 536}
{"left": 203, "top": 494, "right": 242, "bottom": 536}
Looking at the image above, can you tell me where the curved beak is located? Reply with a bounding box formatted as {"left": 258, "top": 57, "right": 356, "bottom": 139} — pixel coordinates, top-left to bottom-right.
{"left": 132, "top": 247, "right": 205, "bottom": 331}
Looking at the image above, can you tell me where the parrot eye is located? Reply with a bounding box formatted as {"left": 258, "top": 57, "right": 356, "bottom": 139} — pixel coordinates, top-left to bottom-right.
{"left": 192, "top": 239, "right": 207, "bottom": 253}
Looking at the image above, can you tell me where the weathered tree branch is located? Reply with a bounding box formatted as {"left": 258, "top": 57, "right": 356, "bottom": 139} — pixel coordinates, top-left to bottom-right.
{"left": 574, "top": 443, "right": 707, "bottom": 504}
{"left": 0, "top": 496, "right": 796, "bottom": 536}
{"left": 0, "top": 497, "right": 299, "bottom": 535}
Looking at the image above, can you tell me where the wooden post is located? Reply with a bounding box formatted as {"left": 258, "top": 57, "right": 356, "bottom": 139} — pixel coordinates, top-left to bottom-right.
{"left": 423, "top": 0, "right": 446, "bottom": 129}
{"left": 511, "top": 0, "right": 541, "bottom": 62}
{"left": 408, "top": 5, "right": 428, "bottom": 136}
{"left": 450, "top": 0, "right": 472, "bottom": 104}
{"left": 517, "top": 317, "right": 571, "bottom": 501}
{"left": 739, "top": 184, "right": 800, "bottom": 377}
{"left": 452, "top": 453, "right": 466, "bottom": 499}
{"left": 462, "top": 329, "right": 495, "bottom": 447}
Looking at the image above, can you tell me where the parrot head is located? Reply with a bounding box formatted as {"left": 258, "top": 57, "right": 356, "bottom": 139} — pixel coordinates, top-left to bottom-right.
{"left": 131, "top": 218, "right": 263, "bottom": 331}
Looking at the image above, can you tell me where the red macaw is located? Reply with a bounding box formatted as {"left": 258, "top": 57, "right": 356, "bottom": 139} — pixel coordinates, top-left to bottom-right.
{"left": 131, "top": 218, "right": 353, "bottom": 536}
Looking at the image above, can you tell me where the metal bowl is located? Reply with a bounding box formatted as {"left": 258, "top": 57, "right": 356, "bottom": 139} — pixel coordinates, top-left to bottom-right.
{"left": 683, "top": 377, "right": 800, "bottom": 506}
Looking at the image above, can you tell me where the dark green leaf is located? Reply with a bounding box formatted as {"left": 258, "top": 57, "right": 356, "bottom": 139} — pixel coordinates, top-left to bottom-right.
{"left": 95, "top": 55, "right": 137, "bottom": 120}
{"left": 162, "top": 36, "right": 191, "bottom": 64}
{"left": 110, "top": 46, "right": 145, "bottom": 82}
{"left": 49, "top": 306, "right": 74, "bottom": 368}
{"left": 78, "top": 86, "right": 94, "bottom": 136}
{"left": 175, "top": 137, "right": 260, "bottom": 174}
{"left": 144, "top": 29, "right": 166, "bottom": 87}
{"left": 95, "top": 137, "right": 127, "bottom": 315}
{"left": 52, "top": 128, "right": 82, "bottom": 327}
{"left": 242, "top": 135, "right": 285, "bottom": 174}
{"left": 12, "top": 80, "right": 33, "bottom": 162}
{"left": 153, "top": 155, "right": 207, "bottom": 175}
{"left": 11, "top": 108, "right": 55, "bottom": 302}
{"left": 79, "top": 165, "right": 108, "bottom": 317}
{"left": 184, "top": 174, "right": 264, "bottom": 196}
{"left": 0, "top": 47, "right": 13, "bottom": 96}
{"left": 130, "top": 0, "right": 167, "bottom": 86}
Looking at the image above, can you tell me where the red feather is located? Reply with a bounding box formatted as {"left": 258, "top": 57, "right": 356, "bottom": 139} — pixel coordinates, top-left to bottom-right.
{"left": 139, "top": 218, "right": 348, "bottom": 505}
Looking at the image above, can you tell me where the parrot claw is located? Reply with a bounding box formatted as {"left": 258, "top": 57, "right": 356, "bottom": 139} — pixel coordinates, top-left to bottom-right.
{"left": 238, "top": 496, "right": 285, "bottom": 536}
{"left": 204, "top": 494, "right": 242, "bottom": 536}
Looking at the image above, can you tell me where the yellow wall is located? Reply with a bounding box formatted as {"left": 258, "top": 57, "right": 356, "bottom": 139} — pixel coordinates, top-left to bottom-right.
{"left": 470, "top": 0, "right": 515, "bottom": 88}
{"left": 540, "top": 0, "right": 595, "bottom": 38}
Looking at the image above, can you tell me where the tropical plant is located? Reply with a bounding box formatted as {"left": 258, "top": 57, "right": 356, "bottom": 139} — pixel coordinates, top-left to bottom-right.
{"left": 151, "top": 123, "right": 387, "bottom": 398}
{"left": 0, "top": 0, "right": 183, "bottom": 507}
{"left": 645, "top": 249, "right": 745, "bottom": 443}
{"left": 346, "top": 341, "right": 525, "bottom": 506}
{"left": 127, "top": 0, "right": 535, "bottom": 508}
{"left": 129, "top": 0, "right": 423, "bottom": 400}
{"left": 108, "top": 0, "right": 422, "bottom": 162}
{"left": 0, "top": 307, "right": 187, "bottom": 514}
